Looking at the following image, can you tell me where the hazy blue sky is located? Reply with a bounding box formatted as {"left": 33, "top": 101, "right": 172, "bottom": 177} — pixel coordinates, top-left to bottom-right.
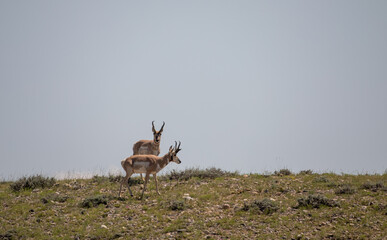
{"left": 1, "top": 1, "right": 386, "bottom": 179}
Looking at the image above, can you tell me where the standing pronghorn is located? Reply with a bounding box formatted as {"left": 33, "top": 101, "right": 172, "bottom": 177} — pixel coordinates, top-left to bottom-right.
{"left": 132, "top": 121, "right": 165, "bottom": 180}
{"left": 119, "top": 141, "right": 182, "bottom": 199}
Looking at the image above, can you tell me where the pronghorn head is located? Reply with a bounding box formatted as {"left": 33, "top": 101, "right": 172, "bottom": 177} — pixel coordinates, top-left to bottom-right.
{"left": 168, "top": 141, "right": 182, "bottom": 164}
{"left": 152, "top": 121, "right": 165, "bottom": 144}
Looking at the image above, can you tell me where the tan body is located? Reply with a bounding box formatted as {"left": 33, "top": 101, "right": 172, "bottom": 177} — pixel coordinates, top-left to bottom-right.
{"left": 132, "top": 121, "right": 164, "bottom": 180}
{"left": 133, "top": 140, "right": 160, "bottom": 156}
{"left": 119, "top": 142, "right": 182, "bottom": 199}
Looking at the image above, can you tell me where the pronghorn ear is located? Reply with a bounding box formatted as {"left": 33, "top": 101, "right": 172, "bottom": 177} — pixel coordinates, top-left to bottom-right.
{"left": 169, "top": 145, "right": 173, "bottom": 152}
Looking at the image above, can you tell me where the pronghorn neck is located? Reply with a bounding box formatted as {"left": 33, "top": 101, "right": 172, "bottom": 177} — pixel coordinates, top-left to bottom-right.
{"left": 159, "top": 153, "right": 172, "bottom": 168}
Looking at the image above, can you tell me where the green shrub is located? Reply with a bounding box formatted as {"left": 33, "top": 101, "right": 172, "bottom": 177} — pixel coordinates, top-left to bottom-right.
{"left": 335, "top": 184, "right": 356, "bottom": 195}
{"left": 242, "top": 198, "right": 279, "bottom": 214}
{"left": 327, "top": 182, "right": 338, "bottom": 187}
{"left": 296, "top": 194, "right": 339, "bottom": 209}
{"left": 0, "top": 230, "right": 18, "bottom": 240}
{"left": 361, "top": 182, "right": 385, "bottom": 192}
{"left": 108, "top": 174, "right": 123, "bottom": 183}
{"left": 164, "top": 167, "right": 237, "bottom": 181}
{"left": 92, "top": 174, "right": 143, "bottom": 186}
{"left": 169, "top": 200, "right": 186, "bottom": 211}
{"left": 81, "top": 195, "right": 111, "bottom": 208}
{"left": 10, "top": 175, "right": 56, "bottom": 192}
{"left": 313, "top": 176, "right": 329, "bottom": 183}
{"left": 274, "top": 169, "right": 292, "bottom": 176}
{"left": 299, "top": 170, "right": 313, "bottom": 175}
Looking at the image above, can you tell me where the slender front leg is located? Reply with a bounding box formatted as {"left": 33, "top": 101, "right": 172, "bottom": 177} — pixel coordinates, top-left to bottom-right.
{"left": 140, "top": 173, "right": 145, "bottom": 181}
{"left": 125, "top": 174, "right": 134, "bottom": 197}
{"left": 119, "top": 171, "right": 133, "bottom": 197}
{"left": 140, "top": 173, "right": 150, "bottom": 199}
{"left": 153, "top": 174, "right": 160, "bottom": 195}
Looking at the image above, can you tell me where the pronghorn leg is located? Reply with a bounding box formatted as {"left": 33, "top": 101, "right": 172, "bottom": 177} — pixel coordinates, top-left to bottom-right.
{"left": 119, "top": 170, "right": 133, "bottom": 197}
{"left": 125, "top": 172, "right": 134, "bottom": 197}
{"left": 140, "top": 173, "right": 150, "bottom": 199}
{"left": 153, "top": 174, "right": 160, "bottom": 195}
{"left": 140, "top": 173, "right": 145, "bottom": 181}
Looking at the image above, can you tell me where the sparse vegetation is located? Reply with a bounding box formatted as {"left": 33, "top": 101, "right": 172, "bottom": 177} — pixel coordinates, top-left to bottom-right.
{"left": 313, "top": 176, "right": 329, "bottom": 183}
{"left": 9, "top": 175, "right": 55, "bottom": 192}
{"left": 296, "top": 194, "right": 339, "bottom": 209}
{"left": 169, "top": 200, "right": 186, "bottom": 211}
{"left": 92, "top": 174, "right": 143, "bottom": 185}
{"left": 299, "top": 169, "right": 313, "bottom": 175}
{"left": 274, "top": 168, "right": 292, "bottom": 176}
{"left": 1, "top": 170, "right": 386, "bottom": 239}
{"left": 80, "top": 195, "right": 111, "bottom": 208}
{"left": 41, "top": 193, "right": 69, "bottom": 204}
{"left": 164, "top": 167, "right": 237, "bottom": 181}
{"left": 361, "top": 181, "right": 385, "bottom": 192}
{"left": 335, "top": 184, "right": 356, "bottom": 195}
{"left": 242, "top": 198, "right": 279, "bottom": 214}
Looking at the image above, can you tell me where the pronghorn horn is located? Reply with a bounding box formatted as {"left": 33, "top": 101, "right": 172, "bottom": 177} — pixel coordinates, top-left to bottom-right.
{"left": 152, "top": 121, "right": 156, "bottom": 133}
{"left": 176, "top": 141, "right": 182, "bottom": 153}
{"left": 160, "top": 121, "right": 165, "bottom": 132}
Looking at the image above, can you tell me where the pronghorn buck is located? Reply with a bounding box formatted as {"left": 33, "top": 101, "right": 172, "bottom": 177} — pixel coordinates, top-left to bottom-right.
{"left": 132, "top": 121, "right": 165, "bottom": 180}
{"left": 119, "top": 141, "right": 182, "bottom": 199}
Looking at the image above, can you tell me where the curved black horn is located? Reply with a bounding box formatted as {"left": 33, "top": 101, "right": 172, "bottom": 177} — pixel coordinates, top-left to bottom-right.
{"left": 176, "top": 141, "right": 182, "bottom": 153}
{"left": 160, "top": 121, "right": 165, "bottom": 132}
{"left": 152, "top": 121, "right": 156, "bottom": 133}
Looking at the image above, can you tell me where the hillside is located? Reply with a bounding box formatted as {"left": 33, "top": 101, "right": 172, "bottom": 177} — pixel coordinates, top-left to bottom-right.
{"left": 1, "top": 169, "right": 386, "bottom": 239}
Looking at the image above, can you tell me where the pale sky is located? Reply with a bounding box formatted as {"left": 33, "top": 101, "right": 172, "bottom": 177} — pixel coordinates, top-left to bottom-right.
{"left": 1, "top": 1, "right": 386, "bottom": 179}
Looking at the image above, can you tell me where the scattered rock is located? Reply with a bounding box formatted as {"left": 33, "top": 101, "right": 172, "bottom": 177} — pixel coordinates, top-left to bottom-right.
{"left": 222, "top": 204, "right": 230, "bottom": 209}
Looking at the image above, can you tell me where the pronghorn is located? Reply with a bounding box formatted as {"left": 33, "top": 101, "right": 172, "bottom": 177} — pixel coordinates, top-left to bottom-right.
{"left": 132, "top": 121, "right": 165, "bottom": 180}
{"left": 119, "top": 141, "right": 182, "bottom": 199}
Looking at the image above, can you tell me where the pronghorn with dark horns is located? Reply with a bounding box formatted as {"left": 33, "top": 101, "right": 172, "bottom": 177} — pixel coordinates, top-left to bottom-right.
{"left": 119, "top": 141, "right": 182, "bottom": 199}
{"left": 132, "top": 121, "right": 165, "bottom": 180}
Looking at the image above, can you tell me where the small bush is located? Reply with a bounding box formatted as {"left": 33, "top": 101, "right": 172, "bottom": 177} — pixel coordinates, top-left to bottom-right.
{"left": 10, "top": 175, "right": 56, "bottom": 192}
{"left": 108, "top": 174, "right": 123, "bottom": 183}
{"left": 299, "top": 170, "right": 313, "bottom": 175}
{"left": 372, "top": 203, "right": 387, "bottom": 215}
{"left": 361, "top": 182, "right": 385, "bottom": 192}
{"left": 91, "top": 175, "right": 108, "bottom": 183}
{"left": 327, "top": 182, "right": 338, "bottom": 187}
{"left": 313, "top": 176, "right": 329, "bottom": 183}
{"left": 81, "top": 195, "right": 111, "bottom": 208}
{"left": 335, "top": 184, "right": 356, "bottom": 195}
{"left": 92, "top": 174, "right": 143, "bottom": 186}
{"left": 274, "top": 169, "right": 292, "bottom": 176}
{"left": 242, "top": 198, "right": 279, "bottom": 214}
{"left": 0, "top": 230, "right": 18, "bottom": 240}
{"left": 164, "top": 167, "right": 237, "bottom": 181}
{"left": 296, "top": 194, "right": 339, "bottom": 209}
{"left": 169, "top": 200, "right": 186, "bottom": 211}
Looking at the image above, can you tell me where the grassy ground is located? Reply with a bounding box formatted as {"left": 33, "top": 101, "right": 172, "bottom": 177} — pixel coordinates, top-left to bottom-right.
{"left": 0, "top": 169, "right": 386, "bottom": 239}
